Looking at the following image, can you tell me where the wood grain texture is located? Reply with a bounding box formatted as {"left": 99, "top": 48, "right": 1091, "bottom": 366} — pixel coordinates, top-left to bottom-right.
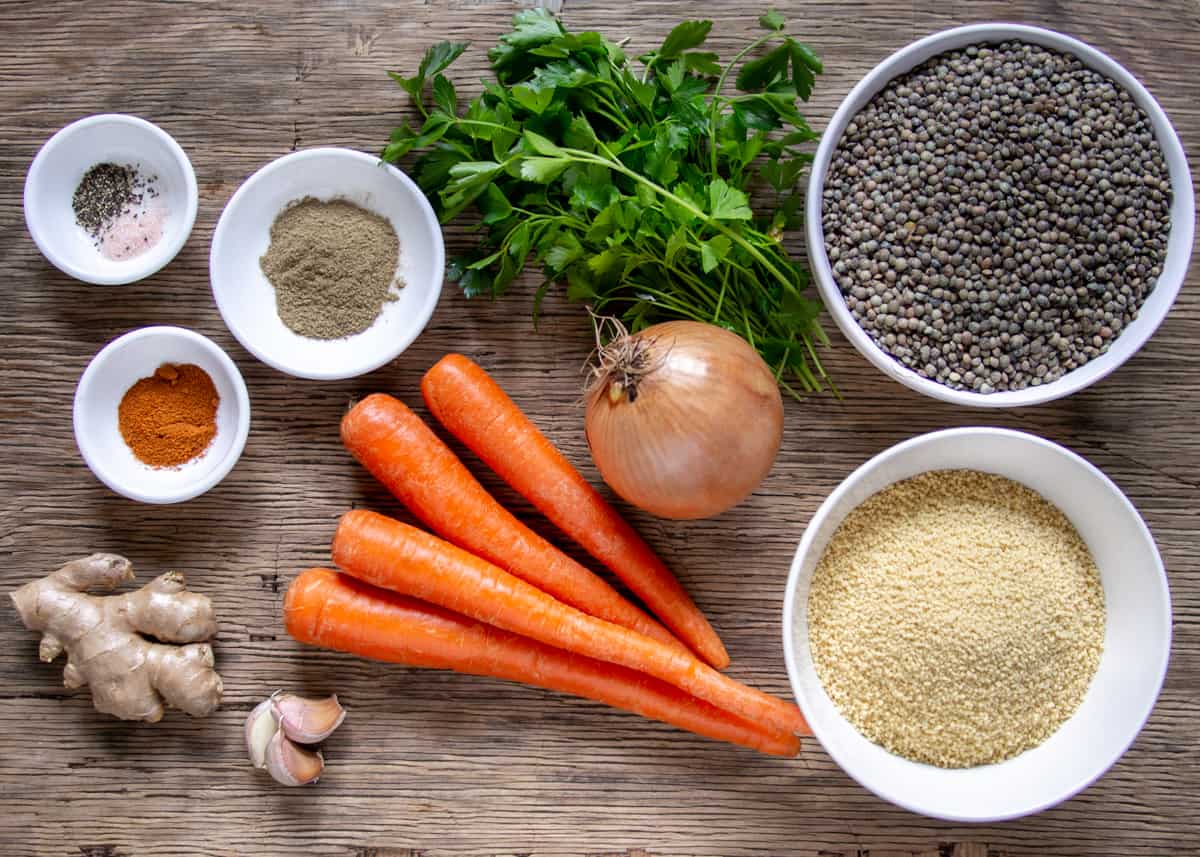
{"left": 1, "top": 1, "right": 1197, "bottom": 855}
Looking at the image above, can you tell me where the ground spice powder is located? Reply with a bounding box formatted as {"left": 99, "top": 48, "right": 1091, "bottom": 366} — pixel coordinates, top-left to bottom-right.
{"left": 260, "top": 197, "right": 402, "bottom": 339}
{"left": 806, "top": 469, "right": 1105, "bottom": 768}
{"left": 118, "top": 363, "right": 219, "bottom": 468}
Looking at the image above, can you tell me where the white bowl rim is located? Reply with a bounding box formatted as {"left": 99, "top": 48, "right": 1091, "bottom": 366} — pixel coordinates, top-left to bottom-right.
{"left": 780, "top": 426, "right": 1172, "bottom": 822}
{"left": 805, "top": 22, "right": 1195, "bottom": 408}
{"left": 208, "top": 146, "right": 445, "bottom": 381}
{"left": 73, "top": 325, "right": 252, "bottom": 504}
{"left": 23, "top": 113, "right": 199, "bottom": 286}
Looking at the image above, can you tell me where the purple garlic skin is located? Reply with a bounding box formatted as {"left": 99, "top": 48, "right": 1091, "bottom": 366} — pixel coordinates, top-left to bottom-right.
{"left": 265, "top": 728, "right": 324, "bottom": 786}
{"left": 271, "top": 692, "right": 346, "bottom": 745}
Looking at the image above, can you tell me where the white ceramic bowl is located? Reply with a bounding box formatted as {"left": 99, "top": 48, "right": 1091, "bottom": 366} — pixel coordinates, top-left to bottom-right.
{"left": 782, "top": 427, "right": 1171, "bottom": 821}
{"left": 74, "top": 326, "right": 251, "bottom": 504}
{"left": 24, "top": 114, "right": 198, "bottom": 285}
{"left": 806, "top": 24, "right": 1195, "bottom": 407}
{"left": 210, "top": 147, "right": 444, "bottom": 380}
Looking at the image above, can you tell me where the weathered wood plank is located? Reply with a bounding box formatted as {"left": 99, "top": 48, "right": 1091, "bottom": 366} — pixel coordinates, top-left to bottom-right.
{"left": 1, "top": 1, "right": 1197, "bottom": 855}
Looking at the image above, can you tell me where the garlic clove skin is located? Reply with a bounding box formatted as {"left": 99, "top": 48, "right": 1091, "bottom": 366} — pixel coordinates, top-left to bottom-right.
{"left": 264, "top": 729, "right": 324, "bottom": 786}
{"left": 271, "top": 692, "right": 346, "bottom": 745}
{"left": 245, "top": 698, "right": 279, "bottom": 769}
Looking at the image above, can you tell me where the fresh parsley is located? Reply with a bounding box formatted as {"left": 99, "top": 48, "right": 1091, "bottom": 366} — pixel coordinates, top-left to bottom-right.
{"left": 383, "top": 9, "right": 829, "bottom": 394}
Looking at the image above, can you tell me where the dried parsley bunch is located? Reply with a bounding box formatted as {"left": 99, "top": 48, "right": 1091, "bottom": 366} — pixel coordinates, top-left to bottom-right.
{"left": 384, "top": 9, "right": 829, "bottom": 393}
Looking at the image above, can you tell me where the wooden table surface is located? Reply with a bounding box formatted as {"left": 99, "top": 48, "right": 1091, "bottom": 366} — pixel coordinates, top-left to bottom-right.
{"left": 2, "top": 1, "right": 1197, "bottom": 855}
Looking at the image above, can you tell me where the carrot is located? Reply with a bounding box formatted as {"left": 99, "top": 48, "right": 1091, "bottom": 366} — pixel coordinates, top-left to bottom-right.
{"left": 421, "top": 354, "right": 730, "bottom": 669}
{"left": 284, "top": 568, "right": 800, "bottom": 757}
{"left": 340, "top": 393, "right": 686, "bottom": 655}
{"left": 332, "top": 509, "right": 807, "bottom": 736}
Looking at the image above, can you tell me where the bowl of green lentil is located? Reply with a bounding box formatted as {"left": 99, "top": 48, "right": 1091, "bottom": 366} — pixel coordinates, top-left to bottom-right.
{"left": 782, "top": 427, "right": 1171, "bottom": 821}
{"left": 806, "top": 24, "right": 1193, "bottom": 406}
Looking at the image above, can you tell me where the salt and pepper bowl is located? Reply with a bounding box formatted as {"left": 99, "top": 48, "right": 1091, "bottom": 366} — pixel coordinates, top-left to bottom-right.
{"left": 24, "top": 114, "right": 199, "bottom": 285}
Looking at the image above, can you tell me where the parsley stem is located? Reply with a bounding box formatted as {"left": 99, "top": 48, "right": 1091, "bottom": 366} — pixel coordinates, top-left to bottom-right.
{"left": 707, "top": 31, "right": 780, "bottom": 175}
{"left": 451, "top": 118, "right": 513, "bottom": 134}
{"left": 713, "top": 266, "right": 730, "bottom": 322}
{"left": 618, "top": 285, "right": 711, "bottom": 322}
{"left": 596, "top": 76, "right": 653, "bottom": 126}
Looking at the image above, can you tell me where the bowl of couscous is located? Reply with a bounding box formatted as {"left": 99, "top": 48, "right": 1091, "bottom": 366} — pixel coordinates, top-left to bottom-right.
{"left": 782, "top": 427, "right": 1170, "bottom": 821}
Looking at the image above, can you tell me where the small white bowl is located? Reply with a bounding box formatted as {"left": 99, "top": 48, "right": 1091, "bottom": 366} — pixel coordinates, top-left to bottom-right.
{"left": 210, "top": 147, "right": 445, "bottom": 380}
{"left": 806, "top": 24, "right": 1195, "bottom": 407}
{"left": 782, "top": 427, "right": 1171, "bottom": 821}
{"left": 24, "top": 114, "right": 198, "bottom": 285}
{"left": 74, "top": 326, "right": 251, "bottom": 504}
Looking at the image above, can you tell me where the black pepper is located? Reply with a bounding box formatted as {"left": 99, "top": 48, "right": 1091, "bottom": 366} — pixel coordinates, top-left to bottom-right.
{"left": 72, "top": 161, "right": 160, "bottom": 245}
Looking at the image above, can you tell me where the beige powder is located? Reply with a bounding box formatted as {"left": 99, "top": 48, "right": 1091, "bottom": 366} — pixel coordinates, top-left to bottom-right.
{"left": 807, "top": 469, "right": 1105, "bottom": 768}
{"left": 261, "top": 197, "right": 402, "bottom": 340}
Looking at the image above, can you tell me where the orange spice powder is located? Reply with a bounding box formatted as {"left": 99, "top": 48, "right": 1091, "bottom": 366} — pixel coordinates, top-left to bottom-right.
{"left": 118, "top": 363, "right": 219, "bottom": 468}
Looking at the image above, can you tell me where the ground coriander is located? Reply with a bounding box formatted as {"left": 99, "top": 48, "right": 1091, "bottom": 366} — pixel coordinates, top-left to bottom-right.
{"left": 260, "top": 198, "right": 403, "bottom": 340}
{"left": 806, "top": 469, "right": 1105, "bottom": 768}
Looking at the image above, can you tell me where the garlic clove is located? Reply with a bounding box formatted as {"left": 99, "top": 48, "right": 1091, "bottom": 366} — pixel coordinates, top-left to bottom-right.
{"left": 264, "top": 729, "right": 324, "bottom": 786}
{"left": 271, "top": 692, "right": 346, "bottom": 745}
{"left": 245, "top": 698, "right": 279, "bottom": 769}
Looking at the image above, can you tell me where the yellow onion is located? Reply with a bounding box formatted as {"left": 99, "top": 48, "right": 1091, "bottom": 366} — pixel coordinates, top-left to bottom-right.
{"left": 585, "top": 320, "right": 783, "bottom": 519}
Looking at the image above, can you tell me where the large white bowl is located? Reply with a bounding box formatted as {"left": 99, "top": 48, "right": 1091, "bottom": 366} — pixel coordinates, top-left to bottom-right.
{"left": 74, "top": 326, "right": 251, "bottom": 504}
{"left": 782, "top": 427, "right": 1171, "bottom": 821}
{"left": 806, "top": 24, "right": 1195, "bottom": 407}
{"left": 24, "top": 114, "right": 198, "bottom": 285}
{"left": 210, "top": 147, "right": 444, "bottom": 380}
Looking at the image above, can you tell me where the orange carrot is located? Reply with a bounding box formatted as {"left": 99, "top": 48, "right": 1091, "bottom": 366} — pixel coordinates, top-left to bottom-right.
{"left": 421, "top": 354, "right": 730, "bottom": 669}
{"left": 341, "top": 393, "right": 686, "bottom": 655}
{"left": 284, "top": 568, "right": 800, "bottom": 757}
{"left": 332, "top": 509, "right": 806, "bottom": 736}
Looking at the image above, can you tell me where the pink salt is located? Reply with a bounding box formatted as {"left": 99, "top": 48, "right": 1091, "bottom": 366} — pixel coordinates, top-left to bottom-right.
{"left": 100, "top": 204, "right": 166, "bottom": 261}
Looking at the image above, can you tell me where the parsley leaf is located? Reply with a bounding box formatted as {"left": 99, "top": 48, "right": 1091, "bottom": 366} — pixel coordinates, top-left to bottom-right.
{"left": 660, "top": 20, "right": 712, "bottom": 59}
{"left": 519, "top": 156, "right": 571, "bottom": 183}
{"left": 432, "top": 74, "right": 457, "bottom": 115}
{"left": 758, "top": 10, "right": 786, "bottom": 31}
{"left": 708, "top": 179, "right": 752, "bottom": 221}
{"left": 700, "top": 235, "right": 731, "bottom": 272}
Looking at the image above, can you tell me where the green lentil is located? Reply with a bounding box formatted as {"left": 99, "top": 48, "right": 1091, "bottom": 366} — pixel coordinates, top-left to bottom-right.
{"left": 823, "top": 41, "right": 1171, "bottom": 392}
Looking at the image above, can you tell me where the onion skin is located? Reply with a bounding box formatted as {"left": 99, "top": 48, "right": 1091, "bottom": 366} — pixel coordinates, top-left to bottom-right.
{"left": 585, "top": 321, "right": 783, "bottom": 519}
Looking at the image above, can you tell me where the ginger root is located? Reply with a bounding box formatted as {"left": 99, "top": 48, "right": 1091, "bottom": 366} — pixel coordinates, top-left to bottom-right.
{"left": 10, "top": 553, "right": 224, "bottom": 722}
